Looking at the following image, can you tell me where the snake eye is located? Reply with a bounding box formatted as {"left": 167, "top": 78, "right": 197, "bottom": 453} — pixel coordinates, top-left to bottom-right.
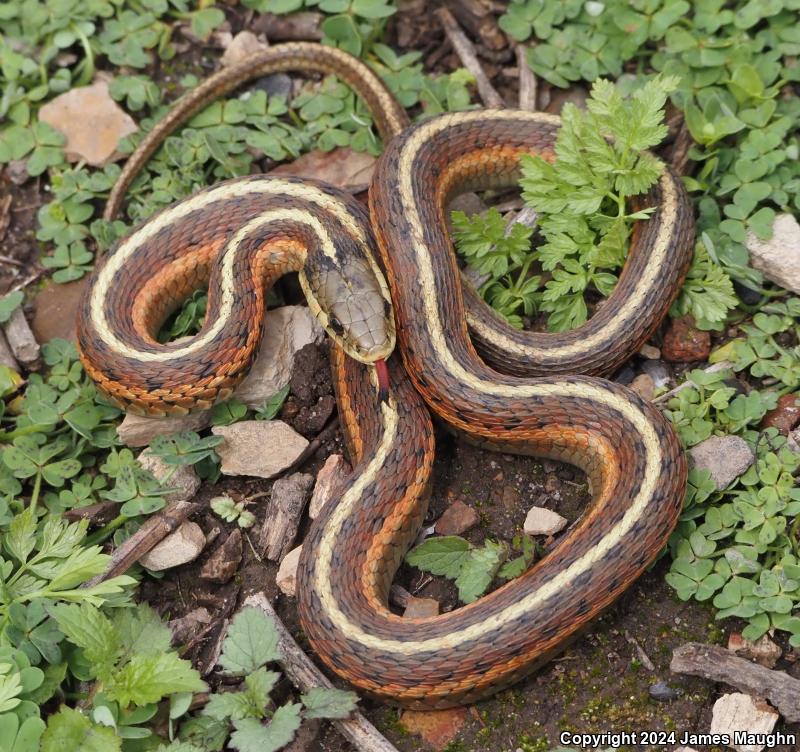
{"left": 329, "top": 316, "right": 344, "bottom": 335}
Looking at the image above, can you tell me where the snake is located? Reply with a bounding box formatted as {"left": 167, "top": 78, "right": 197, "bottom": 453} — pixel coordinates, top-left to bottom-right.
{"left": 77, "top": 42, "right": 694, "bottom": 708}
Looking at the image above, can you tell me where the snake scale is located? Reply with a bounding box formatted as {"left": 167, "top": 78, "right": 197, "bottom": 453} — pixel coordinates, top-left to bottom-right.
{"left": 77, "top": 43, "right": 694, "bottom": 708}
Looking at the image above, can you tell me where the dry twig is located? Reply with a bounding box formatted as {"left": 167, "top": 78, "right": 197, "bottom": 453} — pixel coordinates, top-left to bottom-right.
{"left": 243, "top": 592, "right": 400, "bottom": 752}
{"left": 435, "top": 7, "right": 504, "bottom": 108}
{"left": 671, "top": 642, "right": 800, "bottom": 722}
{"left": 515, "top": 44, "right": 537, "bottom": 110}
{"left": 84, "top": 500, "right": 200, "bottom": 585}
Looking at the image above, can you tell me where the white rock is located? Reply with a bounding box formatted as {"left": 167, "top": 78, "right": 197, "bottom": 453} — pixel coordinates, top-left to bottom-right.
{"left": 234, "top": 306, "right": 324, "bottom": 409}
{"left": 276, "top": 545, "right": 302, "bottom": 597}
{"left": 2, "top": 308, "right": 40, "bottom": 367}
{"left": 221, "top": 30, "right": 268, "bottom": 67}
{"left": 139, "top": 521, "right": 206, "bottom": 571}
{"left": 710, "top": 693, "right": 779, "bottom": 752}
{"left": 115, "top": 306, "right": 323, "bottom": 447}
{"left": 523, "top": 506, "right": 568, "bottom": 536}
{"left": 746, "top": 213, "right": 800, "bottom": 294}
{"left": 788, "top": 428, "right": 800, "bottom": 454}
{"left": 689, "top": 435, "right": 754, "bottom": 489}
{"left": 138, "top": 448, "right": 200, "bottom": 503}
{"left": 309, "top": 454, "right": 349, "bottom": 520}
{"left": 212, "top": 420, "right": 308, "bottom": 478}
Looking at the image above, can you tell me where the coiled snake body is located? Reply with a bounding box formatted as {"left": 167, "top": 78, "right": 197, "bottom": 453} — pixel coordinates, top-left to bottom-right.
{"left": 78, "top": 43, "right": 694, "bottom": 708}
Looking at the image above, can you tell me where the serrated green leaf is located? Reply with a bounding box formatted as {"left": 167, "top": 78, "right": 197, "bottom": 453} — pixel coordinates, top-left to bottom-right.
{"left": 219, "top": 607, "right": 282, "bottom": 675}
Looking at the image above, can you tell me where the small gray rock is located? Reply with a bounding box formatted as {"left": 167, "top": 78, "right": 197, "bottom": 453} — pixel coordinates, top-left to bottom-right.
{"left": 641, "top": 359, "right": 671, "bottom": 388}
{"left": 649, "top": 681, "right": 678, "bottom": 701}
{"left": 689, "top": 435, "right": 754, "bottom": 489}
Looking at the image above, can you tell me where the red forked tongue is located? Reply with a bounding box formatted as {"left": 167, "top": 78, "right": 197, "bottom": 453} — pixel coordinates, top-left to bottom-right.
{"left": 374, "top": 359, "right": 390, "bottom": 402}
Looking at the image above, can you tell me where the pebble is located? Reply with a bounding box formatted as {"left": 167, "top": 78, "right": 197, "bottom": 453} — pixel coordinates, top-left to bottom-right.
{"left": 662, "top": 315, "right": 712, "bottom": 362}
{"left": 710, "top": 693, "right": 779, "bottom": 752}
{"left": 727, "top": 632, "right": 782, "bottom": 669}
{"left": 641, "top": 359, "right": 671, "bottom": 388}
{"left": 276, "top": 545, "right": 302, "bottom": 597}
{"left": 761, "top": 393, "right": 800, "bottom": 435}
{"left": 688, "top": 435, "right": 754, "bottom": 489}
{"left": 199, "top": 529, "right": 243, "bottom": 584}
{"left": 638, "top": 343, "right": 661, "bottom": 359}
{"left": 434, "top": 500, "right": 479, "bottom": 536}
{"left": 524, "top": 506, "right": 567, "bottom": 536}
{"left": 614, "top": 364, "right": 636, "bottom": 385}
{"left": 139, "top": 521, "right": 205, "bottom": 571}
{"left": 118, "top": 410, "right": 211, "bottom": 448}
{"left": 220, "top": 30, "right": 267, "bottom": 67}
{"left": 734, "top": 279, "right": 762, "bottom": 306}
{"left": 648, "top": 681, "right": 678, "bottom": 701}
{"left": 630, "top": 373, "right": 655, "bottom": 401}
{"left": 745, "top": 212, "right": 800, "bottom": 294}
{"left": 212, "top": 420, "right": 308, "bottom": 478}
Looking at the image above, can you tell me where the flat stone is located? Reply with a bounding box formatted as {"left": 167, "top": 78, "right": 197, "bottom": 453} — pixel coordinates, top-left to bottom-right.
{"left": 728, "top": 632, "right": 782, "bottom": 669}
{"left": 789, "top": 428, "right": 800, "bottom": 454}
{"left": 138, "top": 448, "right": 200, "bottom": 503}
{"left": 630, "top": 373, "right": 655, "bottom": 401}
{"left": 524, "top": 506, "right": 567, "bottom": 536}
{"left": 710, "top": 693, "right": 779, "bottom": 752}
{"left": 403, "top": 596, "right": 440, "bottom": 618}
{"left": 689, "top": 435, "right": 754, "bottom": 489}
{"left": 139, "top": 521, "right": 205, "bottom": 571}
{"left": 200, "top": 529, "right": 242, "bottom": 584}
{"left": 434, "top": 500, "right": 479, "bottom": 536}
{"left": 309, "top": 453, "right": 349, "bottom": 520}
{"left": 761, "top": 393, "right": 800, "bottom": 435}
{"left": 117, "top": 410, "right": 212, "bottom": 447}
{"left": 220, "top": 30, "right": 267, "bottom": 67}
{"left": 276, "top": 545, "right": 302, "bottom": 597}
{"left": 399, "top": 708, "right": 469, "bottom": 751}
{"left": 38, "top": 81, "right": 137, "bottom": 166}
{"left": 746, "top": 212, "right": 800, "bottom": 294}
{"left": 212, "top": 420, "right": 308, "bottom": 479}
{"left": 662, "top": 315, "right": 711, "bottom": 362}
{"left": 233, "top": 306, "right": 324, "bottom": 409}
{"left": 32, "top": 277, "right": 89, "bottom": 344}
{"left": 115, "top": 306, "right": 320, "bottom": 444}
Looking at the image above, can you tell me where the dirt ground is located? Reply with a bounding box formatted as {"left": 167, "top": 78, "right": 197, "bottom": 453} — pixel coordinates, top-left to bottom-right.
{"left": 136, "top": 340, "right": 799, "bottom": 752}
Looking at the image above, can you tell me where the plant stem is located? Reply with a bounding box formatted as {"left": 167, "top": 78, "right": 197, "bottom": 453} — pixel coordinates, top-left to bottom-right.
{"left": 85, "top": 514, "right": 129, "bottom": 547}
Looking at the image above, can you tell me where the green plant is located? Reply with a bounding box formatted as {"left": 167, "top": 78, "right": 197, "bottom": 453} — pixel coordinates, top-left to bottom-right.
{"left": 210, "top": 496, "right": 256, "bottom": 529}
{"left": 192, "top": 606, "right": 358, "bottom": 752}
{"left": 406, "top": 533, "right": 538, "bottom": 604}
{"left": 452, "top": 74, "right": 737, "bottom": 331}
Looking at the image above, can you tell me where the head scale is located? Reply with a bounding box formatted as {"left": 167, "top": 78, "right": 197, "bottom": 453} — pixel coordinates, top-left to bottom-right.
{"left": 299, "top": 238, "right": 396, "bottom": 365}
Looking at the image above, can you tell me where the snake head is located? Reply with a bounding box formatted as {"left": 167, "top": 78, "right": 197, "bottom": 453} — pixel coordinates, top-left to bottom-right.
{"left": 299, "top": 249, "right": 396, "bottom": 365}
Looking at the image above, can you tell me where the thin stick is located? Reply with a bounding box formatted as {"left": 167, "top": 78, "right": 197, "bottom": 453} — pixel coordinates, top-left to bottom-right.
{"left": 515, "top": 44, "right": 537, "bottom": 111}
{"left": 84, "top": 500, "right": 200, "bottom": 586}
{"left": 671, "top": 642, "right": 800, "bottom": 722}
{"left": 435, "top": 7, "right": 504, "bottom": 108}
{"left": 652, "top": 361, "right": 732, "bottom": 404}
{"left": 243, "top": 593, "right": 400, "bottom": 752}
